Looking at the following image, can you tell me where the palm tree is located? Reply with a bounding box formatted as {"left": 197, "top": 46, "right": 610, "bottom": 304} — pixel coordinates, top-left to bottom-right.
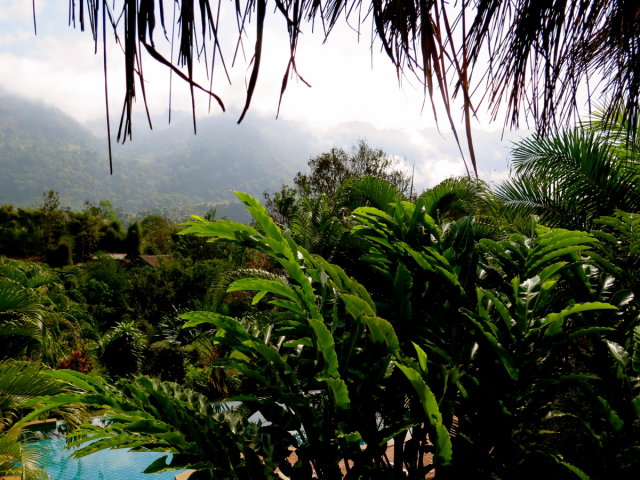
{"left": 0, "top": 360, "right": 86, "bottom": 480}
{"left": 0, "top": 259, "right": 75, "bottom": 365}
{"left": 495, "top": 117, "right": 640, "bottom": 230}
{"left": 52, "top": 1, "right": 640, "bottom": 175}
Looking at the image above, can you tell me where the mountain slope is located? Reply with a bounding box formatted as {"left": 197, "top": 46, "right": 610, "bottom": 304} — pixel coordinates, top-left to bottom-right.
{"left": 0, "top": 95, "right": 312, "bottom": 220}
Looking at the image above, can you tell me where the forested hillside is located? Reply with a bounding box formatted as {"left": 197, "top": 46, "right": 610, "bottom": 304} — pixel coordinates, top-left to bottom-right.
{"left": 0, "top": 94, "right": 310, "bottom": 220}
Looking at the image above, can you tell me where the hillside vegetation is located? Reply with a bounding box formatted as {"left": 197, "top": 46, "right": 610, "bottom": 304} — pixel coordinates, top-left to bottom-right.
{"left": 0, "top": 95, "right": 310, "bottom": 221}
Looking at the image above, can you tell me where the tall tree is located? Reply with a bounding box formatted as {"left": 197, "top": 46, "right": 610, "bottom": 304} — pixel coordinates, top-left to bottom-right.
{"left": 294, "top": 140, "right": 411, "bottom": 199}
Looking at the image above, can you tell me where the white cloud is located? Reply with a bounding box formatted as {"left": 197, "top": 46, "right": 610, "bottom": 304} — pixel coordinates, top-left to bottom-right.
{"left": 0, "top": 2, "right": 522, "bottom": 182}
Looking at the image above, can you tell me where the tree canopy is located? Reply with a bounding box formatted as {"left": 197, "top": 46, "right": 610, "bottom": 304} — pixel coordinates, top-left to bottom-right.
{"left": 55, "top": 1, "right": 640, "bottom": 175}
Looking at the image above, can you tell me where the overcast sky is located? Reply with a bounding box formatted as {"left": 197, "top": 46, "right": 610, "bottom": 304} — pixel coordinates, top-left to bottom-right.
{"left": 0, "top": 1, "right": 527, "bottom": 189}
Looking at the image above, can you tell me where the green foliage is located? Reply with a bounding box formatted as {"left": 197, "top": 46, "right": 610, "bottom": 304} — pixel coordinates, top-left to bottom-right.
{"left": 125, "top": 222, "right": 142, "bottom": 258}
{"left": 180, "top": 192, "right": 453, "bottom": 476}
{"left": 98, "top": 220, "right": 125, "bottom": 252}
{"left": 293, "top": 139, "right": 410, "bottom": 199}
{"left": 0, "top": 360, "right": 87, "bottom": 479}
{"left": 17, "top": 372, "right": 283, "bottom": 479}
{"left": 128, "top": 258, "right": 230, "bottom": 326}
{"left": 15, "top": 190, "right": 640, "bottom": 478}
{"left": 496, "top": 115, "right": 640, "bottom": 229}
{"left": 0, "top": 258, "right": 80, "bottom": 365}
{"left": 79, "top": 256, "right": 131, "bottom": 331}
{"left": 46, "top": 240, "right": 74, "bottom": 268}
{"left": 99, "top": 321, "right": 146, "bottom": 379}
{"left": 347, "top": 199, "right": 640, "bottom": 477}
{"left": 140, "top": 215, "right": 175, "bottom": 254}
{"left": 142, "top": 340, "right": 187, "bottom": 383}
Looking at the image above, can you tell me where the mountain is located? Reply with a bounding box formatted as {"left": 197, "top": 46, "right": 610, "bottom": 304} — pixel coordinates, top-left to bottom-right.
{"left": 0, "top": 94, "right": 313, "bottom": 221}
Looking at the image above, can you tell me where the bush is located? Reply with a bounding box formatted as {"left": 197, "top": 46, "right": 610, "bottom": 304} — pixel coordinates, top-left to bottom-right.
{"left": 58, "top": 346, "right": 94, "bottom": 373}
{"left": 99, "top": 321, "right": 145, "bottom": 378}
{"left": 142, "top": 340, "right": 186, "bottom": 382}
{"left": 46, "top": 240, "right": 73, "bottom": 268}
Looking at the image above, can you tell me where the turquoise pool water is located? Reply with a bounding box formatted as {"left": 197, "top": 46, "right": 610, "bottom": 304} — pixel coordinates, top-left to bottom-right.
{"left": 33, "top": 432, "right": 185, "bottom": 480}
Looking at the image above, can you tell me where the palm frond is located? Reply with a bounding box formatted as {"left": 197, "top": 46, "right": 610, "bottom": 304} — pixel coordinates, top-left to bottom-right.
{"left": 496, "top": 129, "right": 640, "bottom": 229}
{"left": 0, "top": 431, "right": 49, "bottom": 480}
{"left": 417, "top": 176, "right": 488, "bottom": 224}
{"left": 56, "top": 1, "right": 640, "bottom": 173}
{"left": 0, "top": 281, "right": 45, "bottom": 320}
{"left": 0, "top": 360, "right": 69, "bottom": 430}
{"left": 339, "top": 176, "right": 403, "bottom": 212}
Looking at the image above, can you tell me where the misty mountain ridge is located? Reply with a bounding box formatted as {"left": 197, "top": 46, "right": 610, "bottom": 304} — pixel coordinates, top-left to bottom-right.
{"left": 0, "top": 94, "right": 314, "bottom": 221}
{"left": 0, "top": 93, "right": 515, "bottom": 223}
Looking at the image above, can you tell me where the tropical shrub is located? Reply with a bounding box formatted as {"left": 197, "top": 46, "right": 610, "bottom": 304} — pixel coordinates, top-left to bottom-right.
{"left": 58, "top": 346, "right": 94, "bottom": 374}
{"left": 23, "top": 193, "right": 640, "bottom": 478}
{"left": 45, "top": 240, "right": 73, "bottom": 268}
{"left": 99, "top": 321, "right": 146, "bottom": 378}
{"left": 142, "top": 340, "right": 187, "bottom": 382}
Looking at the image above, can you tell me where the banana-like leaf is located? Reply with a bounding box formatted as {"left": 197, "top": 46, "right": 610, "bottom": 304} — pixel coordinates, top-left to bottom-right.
{"left": 394, "top": 362, "right": 452, "bottom": 466}
{"left": 180, "top": 217, "right": 259, "bottom": 242}
{"left": 543, "top": 302, "right": 617, "bottom": 337}
{"left": 234, "top": 191, "right": 289, "bottom": 252}
{"left": 180, "top": 311, "right": 251, "bottom": 342}
{"left": 341, "top": 294, "right": 375, "bottom": 319}
{"left": 606, "top": 340, "right": 629, "bottom": 368}
{"left": 363, "top": 315, "right": 400, "bottom": 350}
{"left": 228, "top": 278, "right": 298, "bottom": 303}
{"left": 413, "top": 342, "right": 428, "bottom": 374}
{"left": 319, "top": 376, "right": 350, "bottom": 410}
{"left": 308, "top": 318, "right": 339, "bottom": 378}
{"left": 552, "top": 455, "right": 592, "bottom": 480}
{"left": 462, "top": 308, "right": 519, "bottom": 381}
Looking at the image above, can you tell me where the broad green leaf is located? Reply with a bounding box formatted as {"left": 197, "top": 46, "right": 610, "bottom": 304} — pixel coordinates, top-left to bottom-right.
{"left": 180, "top": 218, "right": 259, "bottom": 241}
{"left": 269, "top": 298, "right": 304, "bottom": 314}
{"left": 13, "top": 394, "right": 84, "bottom": 428}
{"left": 213, "top": 358, "right": 270, "bottom": 385}
{"left": 228, "top": 278, "right": 297, "bottom": 302}
{"left": 544, "top": 303, "right": 617, "bottom": 337}
{"left": 321, "top": 376, "right": 351, "bottom": 410}
{"left": 395, "top": 362, "right": 452, "bottom": 466}
{"left": 308, "top": 317, "right": 339, "bottom": 377}
{"left": 605, "top": 339, "right": 629, "bottom": 368}
{"left": 566, "top": 327, "right": 616, "bottom": 339}
{"left": 180, "top": 312, "right": 250, "bottom": 341}
{"left": 413, "top": 342, "right": 428, "bottom": 374}
{"left": 342, "top": 294, "right": 375, "bottom": 319}
{"left": 234, "top": 191, "right": 287, "bottom": 248}
{"left": 596, "top": 395, "right": 624, "bottom": 432}
{"left": 243, "top": 340, "right": 285, "bottom": 368}
{"left": 363, "top": 315, "right": 400, "bottom": 350}
{"left": 478, "top": 288, "right": 515, "bottom": 338}
{"left": 42, "top": 369, "right": 104, "bottom": 393}
{"left": 553, "top": 456, "right": 591, "bottom": 480}
{"left": 143, "top": 455, "right": 173, "bottom": 474}
{"left": 462, "top": 309, "right": 519, "bottom": 381}
{"left": 538, "top": 261, "right": 569, "bottom": 282}
{"left": 251, "top": 290, "right": 268, "bottom": 305}
{"left": 402, "top": 244, "right": 462, "bottom": 290}
{"left": 527, "top": 245, "right": 593, "bottom": 276}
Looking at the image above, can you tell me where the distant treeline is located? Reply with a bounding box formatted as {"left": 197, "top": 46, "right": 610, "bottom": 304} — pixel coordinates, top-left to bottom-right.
{"left": 0, "top": 190, "right": 190, "bottom": 266}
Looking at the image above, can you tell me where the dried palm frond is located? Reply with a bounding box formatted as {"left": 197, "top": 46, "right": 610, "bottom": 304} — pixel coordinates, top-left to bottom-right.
{"left": 54, "top": 1, "right": 640, "bottom": 176}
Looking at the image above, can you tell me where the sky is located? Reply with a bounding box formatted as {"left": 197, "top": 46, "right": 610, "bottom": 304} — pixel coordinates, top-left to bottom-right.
{"left": 0, "top": 1, "right": 527, "bottom": 190}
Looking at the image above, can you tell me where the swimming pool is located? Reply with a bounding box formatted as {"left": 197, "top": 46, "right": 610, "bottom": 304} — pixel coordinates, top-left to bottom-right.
{"left": 31, "top": 424, "right": 186, "bottom": 480}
